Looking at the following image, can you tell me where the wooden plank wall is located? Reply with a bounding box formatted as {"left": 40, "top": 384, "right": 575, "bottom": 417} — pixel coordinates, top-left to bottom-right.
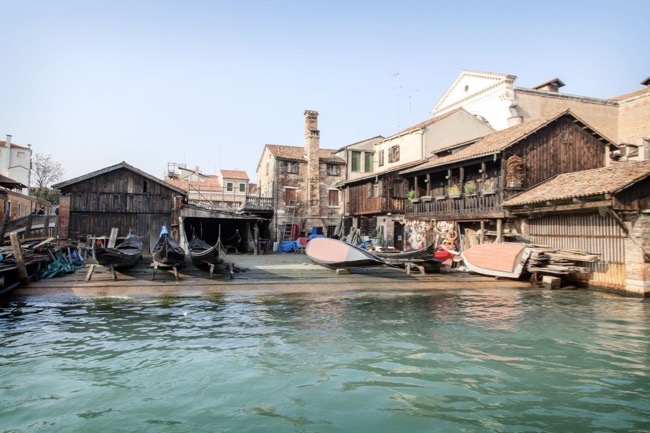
{"left": 507, "top": 117, "right": 606, "bottom": 188}
{"left": 528, "top": 213, "right": 626, "bottom": 289}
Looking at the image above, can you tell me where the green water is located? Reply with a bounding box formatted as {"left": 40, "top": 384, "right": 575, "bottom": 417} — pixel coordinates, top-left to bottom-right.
{"left": 1, "top": 289, "right": 649, "bottom": 433}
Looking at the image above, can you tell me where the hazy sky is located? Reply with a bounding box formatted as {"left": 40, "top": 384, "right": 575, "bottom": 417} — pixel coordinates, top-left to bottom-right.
{"left": 1, "top": 0, "right": 648, "bottom": 183}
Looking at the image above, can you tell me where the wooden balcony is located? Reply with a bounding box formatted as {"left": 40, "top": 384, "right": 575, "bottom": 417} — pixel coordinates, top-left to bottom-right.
{"left": 347, "top": 197, "right": 406, "bottom": 215}
{"left": 406, "top": 192, "right": 504, "bottom": 219}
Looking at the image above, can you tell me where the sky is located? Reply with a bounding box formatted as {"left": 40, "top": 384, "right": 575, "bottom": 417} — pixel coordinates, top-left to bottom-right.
{"left": 1, "top": 0, "right": 648, "bottom": 183}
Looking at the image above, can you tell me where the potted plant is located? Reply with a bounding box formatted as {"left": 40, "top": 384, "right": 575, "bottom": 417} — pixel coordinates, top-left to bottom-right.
{"left": 482, "top": 178, "right": 496, "bottom": 195}
{"left": 407, "top": 189, "right": 420, "bottom": 203}
{"left": 464, "top": 180, "right": 478, "bottom": 196}
{"left": 506, "top": 154, "right": 524, "bottom": 188}
{"left": 447, "top": 183, "right": 461, "bottom": 198}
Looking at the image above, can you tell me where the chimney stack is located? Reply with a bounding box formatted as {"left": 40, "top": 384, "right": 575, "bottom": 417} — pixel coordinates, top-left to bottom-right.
{"left": 5, "top": 134, "right": 12, "bottom": 148}
{"left": 304, "top": 110, "right": 320, "bottom": 218}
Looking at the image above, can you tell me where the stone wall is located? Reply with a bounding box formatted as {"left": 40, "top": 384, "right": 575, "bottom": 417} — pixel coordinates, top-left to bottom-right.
{"left": 625, "top": 212, "right": 650, "bottom": 297}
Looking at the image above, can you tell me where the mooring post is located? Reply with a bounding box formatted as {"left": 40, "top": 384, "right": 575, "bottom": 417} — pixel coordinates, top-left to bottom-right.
{"left": 10, "top": 232, "right": 30, "bottom": 285}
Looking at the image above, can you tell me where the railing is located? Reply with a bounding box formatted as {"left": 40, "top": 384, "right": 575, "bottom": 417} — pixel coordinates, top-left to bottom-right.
{"left": 347, "top": 197, "right": 406, "bottom": 215}
{"left": 242, "top": 195, "right": 274, "bottom": 210}
{"left": 1, "top": 214, "right": 59, "bottom": 238}
{"left": 406, "top": 192, "right": 503, "bottom": 217}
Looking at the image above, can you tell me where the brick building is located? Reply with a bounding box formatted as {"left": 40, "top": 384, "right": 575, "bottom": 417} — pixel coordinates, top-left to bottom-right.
{"left": 256, "top": 110, "right": 346, "bottom": 243}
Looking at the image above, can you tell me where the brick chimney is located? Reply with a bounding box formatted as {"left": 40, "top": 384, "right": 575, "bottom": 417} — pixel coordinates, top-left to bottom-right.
{"left": 304, "top": 110, "right": 320, "bottom": 217}
{"left": 532, "top": 78, "right": 565, "bottom": 93}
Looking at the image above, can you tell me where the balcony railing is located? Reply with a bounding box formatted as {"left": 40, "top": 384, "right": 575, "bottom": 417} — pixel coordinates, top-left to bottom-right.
{"left": 347, "top": 197, "right": 406, "bottom": 215}
{"left": 241, "top": 195, "right": 274, "bottom": 210}
{"left": 406, "top": 192, "right": 503, "bottom": 217}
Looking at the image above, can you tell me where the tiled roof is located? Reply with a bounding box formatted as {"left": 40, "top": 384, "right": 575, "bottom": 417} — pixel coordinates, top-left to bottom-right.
{"left": 0, "top": 140, "right": 30, "bottom": 150}
{"left": 53, "top": 161, "right": 187, "bottom": 195}
{"left": 401, "top": 109, "right": 610, "bottom": 175}
{"left": 165, "top": 176, "right": 222, "bottom": 193}
{"left": 610, "top": 85, "right": 650, "bottom": 101}
{"left": 0, "top": 173, "right": 26, "bottom": 188}
{"left": 266, "top": 144, "right": 345, "bottom": 164}
{"left": 337, "top": 159, "right": 427, "bottom": 187}
{"left": 220, "top": 169, "right": 249, "bottom": 180}
{"left": 503, "top": 160, "right": 650, "bottom": 207}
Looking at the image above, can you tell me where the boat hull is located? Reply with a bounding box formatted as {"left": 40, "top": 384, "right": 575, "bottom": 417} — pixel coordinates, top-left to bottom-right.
{"left": 152, "top": 234, "right": 186, "bottom": 267}
{"left": 94, "top": 234, "right": 143, "bottom": 268}
{"left": 305, "top": 238, "right": 385, "bottom": 269}
{"left": 461, "top": 243, "right": 531, "bottom": 278}
{"left": 373, "top": 243, "right": 436, "bottom": 261}
{"left": 189, "top": 237, "right": 220, "bottom": 267}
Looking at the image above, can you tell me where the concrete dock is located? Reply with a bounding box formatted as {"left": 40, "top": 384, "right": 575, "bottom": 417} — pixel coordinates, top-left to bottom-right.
{"left": 12, "top": 252, "right": 533, "bottom": 298}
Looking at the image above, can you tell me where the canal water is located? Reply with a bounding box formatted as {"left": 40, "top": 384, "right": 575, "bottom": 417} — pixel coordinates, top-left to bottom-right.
{"left": 1, "top": 289, "right": 649, "bottom": 432}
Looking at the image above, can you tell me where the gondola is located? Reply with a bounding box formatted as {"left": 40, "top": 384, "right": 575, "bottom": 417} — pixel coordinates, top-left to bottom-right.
{"left": 189, "top": 236, "right": 220, "bottom": 268}
{"left": 94, "top": 231, "right": 143, "bottom": 268}
{"left": 371, "top": 243, "right": 442, "bottom": 270}
{"left": 372, "top": 243, "right": 436, "bottom": 261}
{"left": 152, "top": 225, "right": 186, "bottom": 266}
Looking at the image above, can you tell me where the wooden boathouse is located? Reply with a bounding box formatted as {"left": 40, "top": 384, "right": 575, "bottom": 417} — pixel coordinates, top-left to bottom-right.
{"left": 53, "top": 162, "right": 187, "bottom": 253}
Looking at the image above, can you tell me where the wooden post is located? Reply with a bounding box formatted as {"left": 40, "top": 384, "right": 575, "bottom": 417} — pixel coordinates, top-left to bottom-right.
{"left": 108, "top": 228, "right": 119, "bottom": 248}
{"left": 25, "top": 213, "right": 33, "bottom": 238}
{"left": 43, "top": 216, "right": 50, "bottom": 238}
{"left": 496, "top": 218, "right": 503, "bottom": 243}
{"left": 480, "top": 221, "right": 485, "bottom": 244}
{"left": 10, "top": 232, "right": 29, "bottom": 284}
{"left": 0, "top": 210, "right": 11, "bottom": 242}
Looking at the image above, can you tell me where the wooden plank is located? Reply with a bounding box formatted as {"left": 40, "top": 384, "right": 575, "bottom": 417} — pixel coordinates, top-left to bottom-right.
{"left": 108, "top": 228, "right": 119, "bottom": 248}
{"left": 10, "top": 232, "right": 29, "bottom": 284}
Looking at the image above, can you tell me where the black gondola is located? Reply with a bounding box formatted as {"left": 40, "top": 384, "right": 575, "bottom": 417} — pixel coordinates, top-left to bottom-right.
{"left": 94, "top": 231, "right": 143, "bottom": 268}
{"left": 152, "top": 225, "right": 186, "bottom": 266}
{"left": 189, "top": 236, "right": 220, "bottom": 268}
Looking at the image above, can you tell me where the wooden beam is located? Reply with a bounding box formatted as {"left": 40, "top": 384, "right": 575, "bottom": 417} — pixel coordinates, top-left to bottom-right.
{"left": 10, "top": 232, "right": 29, "bottom": 284}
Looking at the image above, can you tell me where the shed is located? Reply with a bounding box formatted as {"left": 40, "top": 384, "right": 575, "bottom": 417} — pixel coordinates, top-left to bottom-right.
{"left": 53, "top": 161, "right": 187, "bottom": 253}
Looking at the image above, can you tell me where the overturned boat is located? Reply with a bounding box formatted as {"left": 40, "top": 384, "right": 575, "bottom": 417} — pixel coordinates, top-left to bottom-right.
{"left": 461, "top": 242, "right": 531, "bottom": 278}
{"left": 305, "top": 237, "right": 385, "bottom": 269}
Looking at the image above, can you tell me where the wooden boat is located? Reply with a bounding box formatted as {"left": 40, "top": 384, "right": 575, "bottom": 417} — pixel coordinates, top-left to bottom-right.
{"left": 373, "top": 243, "right": 436, "bottom": 261}
{"left": 372, "top": 243, "right": 442, "bottom": 269}
{"left": 189, "top": 236, "right": 220, "bottom": 268}
{"left": 461, "top": 242, "right": 532, "bottom": 278}
{"left": 94, "top": 232, "right": 143, "bottom": 268}
{"left": 152, "top": 225, "right": 186, "bottom": 266}
{"left": 305, "top": 237, "right": 385, "bottom": 269}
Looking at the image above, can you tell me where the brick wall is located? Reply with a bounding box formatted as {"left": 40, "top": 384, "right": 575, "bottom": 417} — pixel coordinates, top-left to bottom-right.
{"left": 57, "top": 195, "right": 71, "bottom": 240}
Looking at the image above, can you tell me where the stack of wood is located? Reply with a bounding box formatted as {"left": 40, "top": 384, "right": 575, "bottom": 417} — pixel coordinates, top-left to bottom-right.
{"left": 526, "top": 246, "right": 600, "bottom": 275}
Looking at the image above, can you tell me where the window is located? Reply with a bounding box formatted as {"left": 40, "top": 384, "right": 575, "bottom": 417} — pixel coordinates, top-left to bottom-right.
{"left": 378, "top": 150, "right": 385, "bottom": 167}
{"left": 265, "top": 162, "right": 269, "bottom": 176}
{"left": 285, "top": 188, "right": 297, "bottom": 206}
{"left": 388, "top": 145, "right": 400, "bottom": 163}
{"left": 327, "top": 164, "right": 340, "bottom": 176}
{"left": 364, "top": 153, "right": 373, "bottom": 173}
{"left": 17, "top": 151, "right": 25, "bottom": 159}
{"left": 239, "top": 183, "right": 246, "bottom": 192}
{"left": 351, "top": 151, "right": 361, "bottom": 172}
{"left": 285, "top": 161, "right": 299, "bottom": 174}
{"left": 226, "top": 182, "right": 233, "bottom": 192}
{"left": 328, "top": 189, "right": 339, "bottom": 206}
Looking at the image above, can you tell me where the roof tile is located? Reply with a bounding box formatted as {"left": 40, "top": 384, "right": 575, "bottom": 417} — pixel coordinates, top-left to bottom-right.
{"left": 503, "top": 160, "right": 650, "bottom": 206}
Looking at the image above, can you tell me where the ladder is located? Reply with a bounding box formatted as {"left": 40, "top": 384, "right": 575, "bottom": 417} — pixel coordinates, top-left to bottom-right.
{"left": 282, "top": 203, "right": 298, "bottom": 241}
